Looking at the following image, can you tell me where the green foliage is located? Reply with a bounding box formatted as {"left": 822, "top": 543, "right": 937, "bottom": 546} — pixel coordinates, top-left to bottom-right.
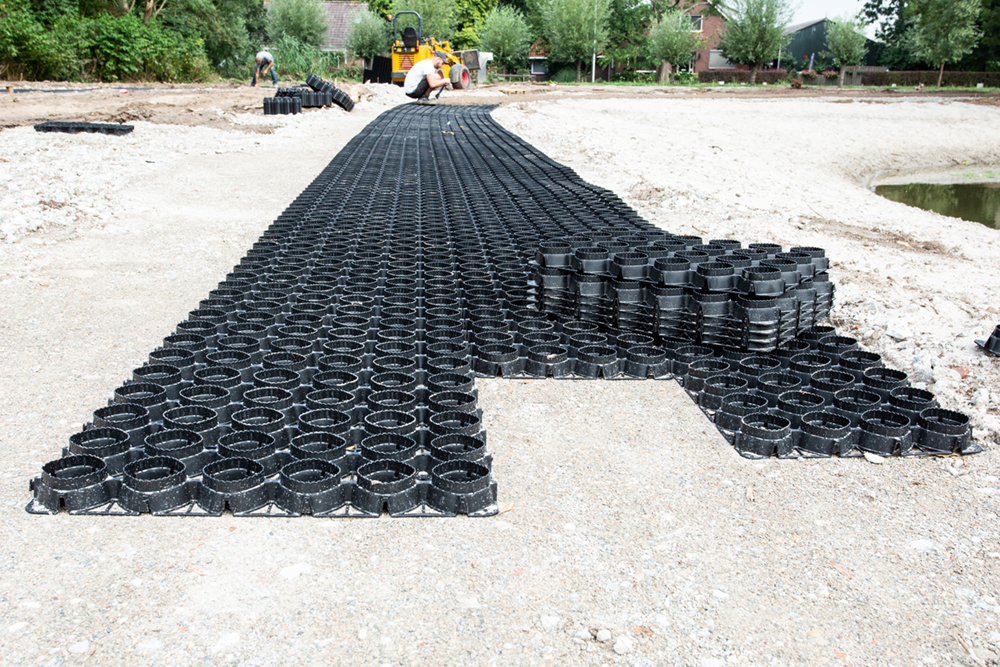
{"left": 268, "top": 0, "right": 328, "bottom": 47}
{"left": 479, "top": 5, "right": 530, "bottom": 72}
{"left": 346, "top": 9, "right": 391, "bottom": 62}
{"left": 540, "top": 0, "right": 610, "bottom": 81}
{"left": 161, "top": 0, "right": 269, "bottom": 72}
{"left": 0, "top": 1, "right": 209, "bottom": 81}
{"left": 611, "top": 67, "right": 654, "bottom": 82}
{"left": 393, "top": 0, "right": 456, "bottom": 42}
{"left": 824, "top": 15, "right": 867, "bottom": 85}
{"left": 87, "top": 13, "right": 211, "bottom": 81}
{"left": 368, "top": 0, "right": 393, "bottom": 19}
{"left": 648, "top": 10, "right": 702, "bottom": 82}
{"left": 270, "top": 32, "right": 343, "bottom": 77}
{"left": 603, "top": 0, "right": 652, "bottom": 64}
{"left": 549, "top": 66, "right": 577, "bottom": 82}
{"left": 909, "top": 0, "right": 983, "bottom": 84}
{"left": 825, "top": 17, "right": 867, "bottom": 67}
{"left": 522, "top": 0, "right": 546, "bottom": 42}
{"left": 453, "top": 0, "right": 495, "bottom": 49}
{"left": 862, "top": 0, "right": 915, "bottom": 68}
{"left": 966, "top": 0, "right": 1000, "bottom": 71}
{"left": 716, "top": 0, "right": 791, "bottom": 83}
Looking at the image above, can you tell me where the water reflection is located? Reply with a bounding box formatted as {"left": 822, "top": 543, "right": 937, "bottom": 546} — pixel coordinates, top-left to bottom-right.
{"left": 874, "top": 182, "right": 1000, "bottom": 229}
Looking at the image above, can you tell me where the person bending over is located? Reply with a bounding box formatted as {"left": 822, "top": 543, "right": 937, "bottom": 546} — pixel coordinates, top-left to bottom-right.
{"left": 252, "top": 51, "right": 277, "bottom": 87}
{"left": 403, "top": 51, "right": 450, "bottom": 103}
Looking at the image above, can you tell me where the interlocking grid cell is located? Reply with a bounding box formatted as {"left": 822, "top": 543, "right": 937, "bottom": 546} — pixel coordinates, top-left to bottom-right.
{"left": 27, "top": 104, "right": 978, "bottom": 518}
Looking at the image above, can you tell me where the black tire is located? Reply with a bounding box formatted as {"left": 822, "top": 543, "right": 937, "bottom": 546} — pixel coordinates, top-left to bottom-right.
{"left": 449, "top": 64, "right": 471, "bottom": 90}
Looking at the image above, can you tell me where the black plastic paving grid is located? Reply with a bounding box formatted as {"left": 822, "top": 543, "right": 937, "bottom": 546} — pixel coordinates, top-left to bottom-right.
{"left": 34, "top": 121, "right": 134, "bottom": 136}
{"left": 26, "top": 104, "right": 979, "bottom": 519}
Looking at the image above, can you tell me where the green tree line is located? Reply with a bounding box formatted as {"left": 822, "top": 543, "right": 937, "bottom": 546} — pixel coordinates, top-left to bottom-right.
{"left": 2, "top": 0, "right": 997, "bottom": 83}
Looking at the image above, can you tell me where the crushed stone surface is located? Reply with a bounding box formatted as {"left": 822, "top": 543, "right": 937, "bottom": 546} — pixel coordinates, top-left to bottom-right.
{"left": 0, "top": 89, "right": 998, "bottom": 666}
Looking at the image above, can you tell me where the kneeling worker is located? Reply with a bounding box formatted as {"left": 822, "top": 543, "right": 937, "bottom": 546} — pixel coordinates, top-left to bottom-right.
{"left": 404, "top": 51, "right": 450, "bottom": 103}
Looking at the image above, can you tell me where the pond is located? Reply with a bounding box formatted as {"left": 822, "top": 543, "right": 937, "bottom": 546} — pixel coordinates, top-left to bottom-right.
{"left": 874, "top": 181, "right": 1000, "bottom": 229}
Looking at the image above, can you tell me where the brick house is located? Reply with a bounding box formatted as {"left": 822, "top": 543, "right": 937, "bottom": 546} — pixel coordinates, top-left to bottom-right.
{"left": 525, "top": 1, "right": 741, "bottom": 80}
{"left": 685, "top": 1, "right": 737, "bottom": 73}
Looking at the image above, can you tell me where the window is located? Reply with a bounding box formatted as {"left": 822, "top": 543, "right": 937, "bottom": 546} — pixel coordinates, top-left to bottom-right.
{"left": 689, "top": 14, "right": 703, "bottom": 32}
{"left": 530, "top": 60, "right": 548, "bottom": 75}
{"left": 709, "top": 50, "right": 735, "bottom": 70}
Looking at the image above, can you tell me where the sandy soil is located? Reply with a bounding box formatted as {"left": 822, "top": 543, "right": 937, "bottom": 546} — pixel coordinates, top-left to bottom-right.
{"left": 0, "top": 85, "right": 998, "bottom": 667}
{"left": 0, "top": 80, "right": 406, "bottom": 131}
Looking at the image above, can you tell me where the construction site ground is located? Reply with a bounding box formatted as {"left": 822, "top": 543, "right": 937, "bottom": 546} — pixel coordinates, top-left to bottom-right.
{"left": 0, "top": 81, "right": 999, "bottom": 667}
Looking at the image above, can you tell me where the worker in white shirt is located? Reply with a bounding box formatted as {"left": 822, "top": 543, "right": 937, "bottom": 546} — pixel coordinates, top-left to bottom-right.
{"left": 403, "top": 51, "right": 450, "bottom": 103}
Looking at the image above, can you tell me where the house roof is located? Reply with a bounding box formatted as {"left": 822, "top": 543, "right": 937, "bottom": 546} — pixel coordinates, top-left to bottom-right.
{"left": 529, "top": 42, "right": 547, "bottom": 59}
{"left": 783, "top": 18, "right": 827, "bottom": 36}
{"left": 320, "top": 1, "right": 370, "bottom": 51}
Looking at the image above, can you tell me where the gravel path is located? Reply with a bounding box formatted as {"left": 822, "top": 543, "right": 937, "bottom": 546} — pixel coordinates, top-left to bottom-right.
{"left": 0, "top": 92, "right": 998, "bottom": 666}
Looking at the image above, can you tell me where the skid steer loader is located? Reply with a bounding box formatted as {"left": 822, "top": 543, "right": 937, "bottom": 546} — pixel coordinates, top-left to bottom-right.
{"left": 390, "top": 11, "right": 473, "bottom": 90}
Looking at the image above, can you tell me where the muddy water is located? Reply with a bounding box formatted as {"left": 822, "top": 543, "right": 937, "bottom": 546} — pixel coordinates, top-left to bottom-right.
{"left": 874, "top": 182, "right": 1000, "bottom": 229}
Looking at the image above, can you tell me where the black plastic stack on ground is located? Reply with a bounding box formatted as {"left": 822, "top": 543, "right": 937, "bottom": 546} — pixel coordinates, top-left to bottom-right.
{"left": 276, "top": 87, "right": 333, "bottom": 108}
{"left": 305, "top": 74, "right": 354, "bottom": 112}
{"left": 27, "top": 105, "right": 980, "bottom": 518}
{"left": 364, "top": 55, "right": 393, "bottom": 84}
{"left": 534, "top": 240, "right": 833, "bottom": 352}
{"left": 34, "top": 121, "right": 134, "bottom": 135}
{"left": 263, "top": 97, "right": 302, "bottom": 115}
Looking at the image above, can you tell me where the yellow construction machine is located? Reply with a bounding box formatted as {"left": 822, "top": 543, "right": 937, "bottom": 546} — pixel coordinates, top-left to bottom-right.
{"left": 390, "top": 11, "right": 473, "bottom": 89}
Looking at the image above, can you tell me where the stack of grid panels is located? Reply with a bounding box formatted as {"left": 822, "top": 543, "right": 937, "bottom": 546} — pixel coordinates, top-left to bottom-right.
{"left": 26, "top": 104, "right": 979, "bottom": 519}
{"left": 305, "top": 74, "right": 354, "bottom": 112}
{"left": 532, "top": 238, "right": 834, "bottom": 353}
{"left": 276, "top": 87, "right": 334, "bottom": 108}
{"left": 34, "top": 121, "right": 134, "bottom": 135}
{"left": 263, "top": 96, "right": 302, "bottom": 115}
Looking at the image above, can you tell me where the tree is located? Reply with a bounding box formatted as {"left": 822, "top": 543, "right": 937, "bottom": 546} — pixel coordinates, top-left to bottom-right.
{"left": 393, "top": 0, "right": 456, "bottom": 43}
{"left": 648, "top": 10, "right": 702, "bottom": 83}
{"left": 909, "top": 0, "right": 983, "bottom": 87}
{"left": 452, "top": 0, "right": 496, "bottom": 49}
{"left": 716, "top": 0, "right": 790, "bottom": 84}
{"left": 540, "top": 0, "right": 611, "bottom": 82}
{"left": 268, "top": 0, "right": 328, "bottom": 47}
{"left": 479, "top": 5, "right": 530, "bottom": 72}
{"left": 160, "top": 0, "right": 268, "bottom": 71}
{"left": 603, "top": 0, "right": 654, "bottom": 67}
{"left": 957, "top": 0, "right": 1000, "bottom": 71}
{"left": 346, "top": 10, "right": 391, "bottom": 66}
{"left": 863, "top": 0, "right": 913, "bottom": 68}
{"left": 824, "top": 16, "right": 867, "bottom": 87}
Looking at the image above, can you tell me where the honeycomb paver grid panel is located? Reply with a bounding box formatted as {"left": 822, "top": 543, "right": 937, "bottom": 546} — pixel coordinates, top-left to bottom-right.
{"left": 26, "top": 104, "right": 978, "bottom": 517}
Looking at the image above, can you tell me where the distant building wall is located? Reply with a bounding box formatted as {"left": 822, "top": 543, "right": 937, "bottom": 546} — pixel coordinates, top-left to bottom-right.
{"left": 688, "top": 2, "right": 735, "bottom": 73}
{"left": 320, "top": 1, "right": 370, "bottom": 52}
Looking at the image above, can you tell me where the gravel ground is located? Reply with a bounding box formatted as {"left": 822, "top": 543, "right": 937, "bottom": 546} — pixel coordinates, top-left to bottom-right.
{"left": 0, "top": 90, "right": 998, "bottom": 667}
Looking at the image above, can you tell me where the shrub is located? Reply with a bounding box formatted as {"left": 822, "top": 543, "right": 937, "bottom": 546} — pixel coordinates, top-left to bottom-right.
{"left": 270, "top": 33, "right": 344, "bottom": 78}
{"left": 86, "top": 14, "right": 210, "bottom": 82}
{"left": 648, "top": 10, "right": 703, "bottom": 83}
{"left": 479, "top": 5, "right": 531, "bottom": 74}
{"left": 345, "top": 10, "right": 391, "bottom": 65}
{"left": 697, "top": 69, "right": 788, "bottom": 84}
{"left": 0, "top": 0, "right": 86, "bottom": 80}
{"left": 864, "top": 70, "right": 1000, "bottom": 87}
{"left": 549, "top": 67, "right": 579, "bottom": 83}
{"left": 268, "top": 0, "right": 329, "bottom": 47}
